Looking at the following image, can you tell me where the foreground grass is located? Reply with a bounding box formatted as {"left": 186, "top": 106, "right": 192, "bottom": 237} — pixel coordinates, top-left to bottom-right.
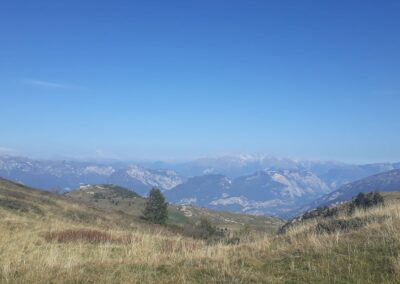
{"left": 2, "top": 203, "right": 400, "bottom": 283}
{"left": 1, "top": 179, "right": 400, "bottom": 283}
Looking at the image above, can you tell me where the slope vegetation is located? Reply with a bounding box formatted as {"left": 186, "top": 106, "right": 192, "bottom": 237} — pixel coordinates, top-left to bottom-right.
{"left": 1, "top": 178, "right": 400, "bottom": 283}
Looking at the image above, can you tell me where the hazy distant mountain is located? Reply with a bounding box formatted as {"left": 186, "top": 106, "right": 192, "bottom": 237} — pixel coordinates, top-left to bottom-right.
{"left": 1, "top": 154, "right": 399, "bottom": 218}
{"left": 167, "top": 155, "right": 300, "bottom": 178}
{"left": 107, "top": 166, "right": 182, "bottom": 195}
{"left": 0, "top": 155, "right": 112, "bottom": 191}
{"left": 165, "top": 169, "right": 330, "bottom": 218}
{"left": 165, "top": 174, "right": 232, "bottom": 206}
{"left": 304, "top": 161, "right": 398, "bottom": 189}
{"left": 0, "top": 155, "right": 182, "bottom": 194}
{"left": 158, "top": 155, "right": 399, "bottom": 190}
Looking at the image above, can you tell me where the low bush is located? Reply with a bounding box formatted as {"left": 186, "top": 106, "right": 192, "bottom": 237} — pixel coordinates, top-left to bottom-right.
{"left": 183, "top": 218, "right": 219, "bottom": 240}
{"left": 93, "top": 192, "right": 105, "bottom": 199}
{"left": 315, "top": 215, "right": 387, "bottom": 234}
{"left": 303, "top": 206, "right": 339, "bottom": 220}
{"left": 348, "top": 192, "right": 384, "bottom": 214}
{"left": 182, "top": 218, "right": 239, "bottom": 244}
{"left": 279, "top": 206, "right": 339, "bottom": 234}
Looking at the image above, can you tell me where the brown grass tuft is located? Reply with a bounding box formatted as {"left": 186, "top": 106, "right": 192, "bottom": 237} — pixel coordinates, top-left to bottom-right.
{"left": 44, "top": 229, "right": 119, "bottom": 244}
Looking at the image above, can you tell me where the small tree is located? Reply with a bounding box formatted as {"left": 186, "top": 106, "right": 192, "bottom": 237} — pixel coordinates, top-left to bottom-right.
{"left": 143, "top": 188, "right": 168, "bottom": 224}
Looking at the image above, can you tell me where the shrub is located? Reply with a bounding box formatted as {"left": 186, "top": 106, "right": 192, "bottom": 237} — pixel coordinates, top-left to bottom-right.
{"left": 279, "top": 206, "right": 339, "bottom": 234}
{"left": 143, "top": 188, "right": 168, "bottom": 224}
{"left": 349, "top": 192, "right": 384, "bottom": 214}
{"left": 302, "top": 206, "right": 339, "bottom": 220}
{"left": 315, "top": 215, "right": 387, "bottom": 234}
{"left": 353, "top": 192, "right": 383, "bottom": 208}
{"left": 184, "top": 218, "right": 217, "bottom": 240}
{"left": 182, "top": 218, "right": 237, "bottom": 244}
{"left": 93, "top": 192, "right": 105, "bottom": 199}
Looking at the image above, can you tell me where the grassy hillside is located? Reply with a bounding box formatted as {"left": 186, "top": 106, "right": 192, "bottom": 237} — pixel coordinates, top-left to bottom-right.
{"left": 1, "top": 178, "right": 400, "bottom": 283}
{"left": 281, "top": 191, "right": 400, "bottom": 232}
{"left": 381, "top": 191, "right": 400, "bottom": 201}
{"left": 65, "top": 184, "right": 282, "bottom": 232}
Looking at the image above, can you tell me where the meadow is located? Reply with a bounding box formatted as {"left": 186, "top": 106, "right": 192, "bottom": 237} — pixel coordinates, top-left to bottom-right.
{"left": 1, "top": 179, "right": 400, "bottom": 283}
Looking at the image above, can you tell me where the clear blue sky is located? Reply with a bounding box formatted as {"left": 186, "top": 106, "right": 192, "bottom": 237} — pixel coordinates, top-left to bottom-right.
{"left": 1, "top": 0, "right": 399, "bottom": 163}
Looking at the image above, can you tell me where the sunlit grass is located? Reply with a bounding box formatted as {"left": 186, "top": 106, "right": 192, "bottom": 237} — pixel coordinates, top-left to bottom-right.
{"left": 1, "top": 180, "right": 400, "bottom": 283}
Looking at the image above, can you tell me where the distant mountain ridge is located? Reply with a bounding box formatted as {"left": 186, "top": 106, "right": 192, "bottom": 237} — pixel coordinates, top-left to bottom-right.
{"left": 168, "top": 155, "right": 300, "bottom": 178}
{"left": 150, "top": 155, "right": 400, "bottom": 190}
{"left": 165, "top": 169, "right": 330, "bottom": 218}
{"left": 0, "top": 155, "right": 182, "bottom": 195}
{"left": 1, "top": 154, "right": 399, "bottom": 218}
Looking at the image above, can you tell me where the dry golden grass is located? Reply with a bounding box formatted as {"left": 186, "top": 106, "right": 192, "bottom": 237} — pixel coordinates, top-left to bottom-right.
{"left": 1, "top": 183, "right": 400, "bottom": 283}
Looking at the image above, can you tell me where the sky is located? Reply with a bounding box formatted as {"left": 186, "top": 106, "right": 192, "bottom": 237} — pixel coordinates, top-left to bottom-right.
{"left": 0, "top": 0, "right": 399, "bottom": 163}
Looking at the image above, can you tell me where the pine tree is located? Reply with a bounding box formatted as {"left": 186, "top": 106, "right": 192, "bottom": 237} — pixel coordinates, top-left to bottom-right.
{"left": 143, "top": 188, "right": 168, "bottom": 224}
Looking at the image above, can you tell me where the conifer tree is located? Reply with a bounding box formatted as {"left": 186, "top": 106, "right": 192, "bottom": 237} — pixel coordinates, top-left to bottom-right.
{"left": 143, "top": 188, "right": 168, "bottom": 224}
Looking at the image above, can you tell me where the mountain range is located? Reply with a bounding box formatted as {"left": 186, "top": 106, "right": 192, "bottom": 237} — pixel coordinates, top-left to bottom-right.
{"left": 0, "top": 155, "right": 182, "bottom": 195}
{"left": 165, "top": 170, "right": 330, "bottom": 217}
{"left": 1, "top": 154, "right": 400, "bottom": 218}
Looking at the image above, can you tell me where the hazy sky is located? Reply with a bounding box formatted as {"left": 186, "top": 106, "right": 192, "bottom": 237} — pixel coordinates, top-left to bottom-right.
{"left": 1, "top": 0, "right": 399, "bottom": 163}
